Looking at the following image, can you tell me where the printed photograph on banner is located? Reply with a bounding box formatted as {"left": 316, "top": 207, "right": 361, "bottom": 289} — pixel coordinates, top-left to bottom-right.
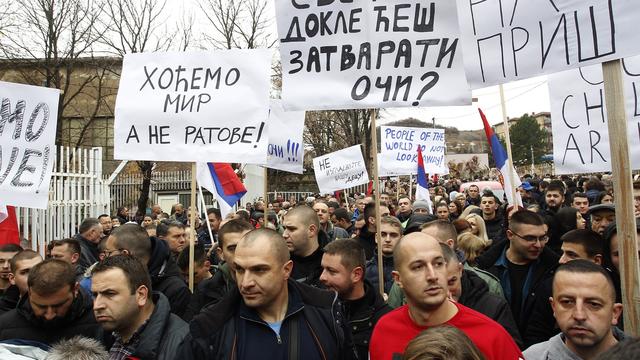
{"left": 114, "top": 49, "right": 272, "bottom": 163}
{"left": 456, "top": 0, "right": 640, "bottom": 89}
{"left": 266, "top": 100, "right": 305, "bottom": 174}
{"left": 549, "top": 56, "right": 640, "bottom": 174}
{"left": 313, "top": 145, "right": 369, "bottom": 194}
{"left": 380, "top": 126, "right": 447, "bottom": 175}
{"left": 276, "top": 0, "right": 471, "bottom": 110}
{"left": 0, "top": 81, "right": 59, "bottom": 209}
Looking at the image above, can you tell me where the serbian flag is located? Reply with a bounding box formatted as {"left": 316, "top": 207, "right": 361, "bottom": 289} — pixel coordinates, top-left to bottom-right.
{"left": 415, "top": 146, "right": 434, "bottom": 214}
{"left": 0, "top": 205, "right": 20, "bottom": 246}
{"left": 479, "top": 109, "right": 523, "bottom": 207}
{"left": 196, "top": 163, "right": 247, "bottom": 219}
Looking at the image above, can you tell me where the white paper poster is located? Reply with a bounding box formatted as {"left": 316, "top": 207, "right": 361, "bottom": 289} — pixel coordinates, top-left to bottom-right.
{"left": 380, "top": 126, "right": 447, "bottom": 175}
{"left": 276, "top": 0, "right": 471, "bottom": 110}
{"left": 549, "top": 56, "right": 640, "bottom": 174}
{"left": 266, "top": 101, "right": 305, "bottom": 174}
{"left": 0, "top": 81, "right": 59, "bottom": 209}
{"left": 114, "top": 49, "right": 272, "bottom": 163}
{"left": 457, "top": 0, "right": 640, "bottom": 89}
{"left": 313, "top": 145, "right": 369, "bottom": 194}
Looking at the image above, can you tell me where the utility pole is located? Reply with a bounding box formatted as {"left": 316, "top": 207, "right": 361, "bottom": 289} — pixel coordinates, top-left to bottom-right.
{"left": 531, "top": 145, "right": 535, "bottom": 175}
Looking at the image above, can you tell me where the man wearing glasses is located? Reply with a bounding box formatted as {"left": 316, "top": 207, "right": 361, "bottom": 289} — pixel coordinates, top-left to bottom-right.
{"left": 476, "top": 210, "right": 560, "bottom": 348}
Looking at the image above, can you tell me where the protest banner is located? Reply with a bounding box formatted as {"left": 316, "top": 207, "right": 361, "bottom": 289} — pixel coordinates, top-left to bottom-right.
{"left": 0, "top": 81, "right": 59, "bottom": 209}
{"left": 266, "top": 100, "right": 305, "bottom": 174}
{"left": 549, "top": 56, "right": 640, "bottom": 174}
{"left": 276, "top": 0, "right": 471, "bottom": 110}
{"left": 380, "top": 126, "right": 447, "bottom": 175}
{"left": 114, "top": 49, "right": 272, "bottom": 163}
{"left": 456, "top": 0, "right": 640, "bottom": 89}
{"left": 313, "top": 145, "right": 369, "bottom": 194}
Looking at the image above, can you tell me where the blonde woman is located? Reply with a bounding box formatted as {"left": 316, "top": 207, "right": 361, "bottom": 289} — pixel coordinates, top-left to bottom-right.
{"left": 465, "top": 213, "right": 490, "bottom": 244}
{"left": 457, "top": 232, "right": 490, "bottom": 266}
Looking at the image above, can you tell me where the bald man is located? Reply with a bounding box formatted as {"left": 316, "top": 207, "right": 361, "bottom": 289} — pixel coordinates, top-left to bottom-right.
{"left": 369, "top": 232, "right": 522, "bottom": 360}
{"left": 179, "top": 229, "right": 356, "bottom": 359}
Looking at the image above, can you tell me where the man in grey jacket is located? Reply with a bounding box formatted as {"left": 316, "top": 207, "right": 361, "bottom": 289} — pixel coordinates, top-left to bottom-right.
{"left": 524, "top": 260, "right": 625, "bottom": 360}
{"left": 92, "top": 255, "right": 188, "bottom": 360}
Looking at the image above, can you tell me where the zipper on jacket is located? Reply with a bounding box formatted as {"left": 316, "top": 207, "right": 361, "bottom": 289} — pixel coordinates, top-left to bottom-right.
{"left": 241, "top": 307, "right": 304, "bottom": 346}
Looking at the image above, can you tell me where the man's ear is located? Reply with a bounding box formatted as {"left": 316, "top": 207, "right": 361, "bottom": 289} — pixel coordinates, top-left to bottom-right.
{"left": 611, "top": 303, "right": 623, "bottom": 326}
{"left": 352, "top": 266, "right": 364, "bottom": 283}
{"left": 446, "top": 239, "right": 454, "bottom": 249}
{"left": 593, "top": 254, "right": 603, "bottom": 266}
{"left": 8, "top": 273, "right": 15, "bottom": 286}
{"left": 71, "top": 253, "right": 80, "bottom": 264}
{"left": 215, "top": 247, "right": 225, "bottom": 262}
{"left": 283, "top": 260, "right": 293, "bottom": 279}
{"left": 136, "top": 285, "right": 150, "bottom": 307}
{"left": 549, "top": 296, "right": 556, "bottom": 315}
{"left": 392, "top": 270, "right": 402, "bottom": 288}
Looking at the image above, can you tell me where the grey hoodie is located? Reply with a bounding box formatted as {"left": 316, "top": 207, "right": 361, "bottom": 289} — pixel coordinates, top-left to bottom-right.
{"left": 523, "top": 327, "right": 627, "bottom": 360}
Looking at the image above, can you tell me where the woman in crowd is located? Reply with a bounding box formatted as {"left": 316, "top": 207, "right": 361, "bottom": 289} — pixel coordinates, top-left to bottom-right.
{"left": 465, "top": 213, "right": 490, "bottom": 244}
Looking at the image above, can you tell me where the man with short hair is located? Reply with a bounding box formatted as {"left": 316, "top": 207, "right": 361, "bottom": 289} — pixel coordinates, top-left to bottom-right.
{"left": 480, "top": 192, "right": 506, "bottom": 244}
{"left": 435, "top": 202, "right": 450, "bottom": 221}
{"left": 369, "top": 232, "right": 522, "bottom": 360}
{"left": 396, "top": 196, "right": 413, "bottom": 224}
{"left": 364, "top": 216, "right": 401, "bottom": 294}
{"left": 589, "top": 204, "right": 616, "bottom": 235}
{"left": 0, "top": 259, "right": 103, "bottom": 345}
{"left": 321, "top": 239, "right": 391, "bottom": 360}
{"left": 523, "top": 260, "right": 625, "bottom": 359}
{"left": 476, "top": 210, "right": 559, "bottom": 347}
{"left": 541, "top": 182, "right": 567, "bottom": 253}
{"left": 571, "top": 192, "right": 590, "bottom": 216}
{"left": 0, "top": 244, "right": 22, "bottom": 295}
{"left": 182, "top": 220, "right": 254, "bottom": 321}
{"left": 76, "top": 217, "right": 104, "bottom": 273}
{"left": 314, "top": 201, "right": 349, "bottom": 241}
{"left": 331, "top": 208, "right": 354, "bottom": 235}
{"left": 282, "top": 205, "right": 327, "bottom": 287}
{"left": 179, "top": 229, "right": 356, "bottom": 359}
{"left": 157, "top": 221, "right": 187, "bottom": 260}
{"left": 0, "top": 250, "right": 42, "bottom": 314}
{"left": 197, "top": 208, "right": 221, "bottom": 246}
{"left": 104, "top": 224, "right": 191, "bottom": 317}
{"left": 177, "top": 245, "right": 212, "bottom": 286}
{"left": 98, "top": 214, "right": 113, "bottom": 238}
{"left": 92, "top": 255, "right": 188, "bottom": 360}
{"left": 171, "top": 203, "right": 188, "bottom": 225}
{"left": 466, "top": 184, "right": 481, "bottom": 207}
{"left": 50, "top": 238, "right": 82, "bottom": 278}
{"left": 356, "top": 202, "right": 391, "bottom": 260}
{"left": 559, "top": 229, "right": 605, "bottom": 265}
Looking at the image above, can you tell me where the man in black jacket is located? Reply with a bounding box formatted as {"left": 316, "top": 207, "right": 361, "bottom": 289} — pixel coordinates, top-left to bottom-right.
{"left": 75, "top": 217, "right": 104, "bottom": 273}
{"left": 92, "top": 255, "right": 188, "bottom": 360}
{"left": 476, "top": 210, "right": 559, "bottom": 347}
{"left": 178, "top": 229, "right": 356, "bottom": 360}
{"left": 104, "top": 224, "right": 191, "bottom": 317}
{"left": 441, "top": 243, "right": 522, "bottom": 347}
{"left": 282, "top": 205, "right": 327, "bottom": 287}
{"left": 481, "top": 192, "right": 506, "bottom": 244}
{"left": 0, "top": 259, "right": 103, "bottom": 345}
{"left": 320, "top": 239, "right": 391, "bottom": 360}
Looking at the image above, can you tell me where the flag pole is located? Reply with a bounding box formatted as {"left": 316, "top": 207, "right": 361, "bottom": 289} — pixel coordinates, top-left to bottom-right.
{"left": 369, "top": 108, "right": 385, "bottom": 296}
{"left": 263, "top": 167, "right": 268, "bottom": 227}
{"left": 602, "top": 59, "right": 640, "bottom": 336}
{"left": 198, "top": 184, "right": 215, "bottom": 249}
{"left": 188, "top": 163, "right": 197, "bottom": 292}
{"left": 498, "top": 84, "right": 518, "bottom": 207}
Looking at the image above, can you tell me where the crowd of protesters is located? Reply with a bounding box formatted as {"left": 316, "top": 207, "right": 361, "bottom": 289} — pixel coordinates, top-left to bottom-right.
{"left": 0, "top": 173, "right": 639, "bottom": 359}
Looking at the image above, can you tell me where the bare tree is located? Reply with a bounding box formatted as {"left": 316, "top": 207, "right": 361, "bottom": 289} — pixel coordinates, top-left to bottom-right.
{"left": 199, "top": 0, "right": 275, "bottom": 49}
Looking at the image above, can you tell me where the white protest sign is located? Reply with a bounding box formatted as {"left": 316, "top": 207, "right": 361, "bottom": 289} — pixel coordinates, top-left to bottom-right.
{"left": 313, "top": 145, "right": 369, "bottom": 194}
{"left": 380, "top": 126, "right": 447, "bottom": 175}
{"left": 549, "top": 56, "right": 640, "bottom": 174}
{"left": 457, "top": 0, "right": 640, "bottom": 89}
{"left": 114, "top": 49, "right": 272, "bottom": 163}
{"left": 276, "top": 0, "right": 471, "bottom": 110}
{"left": 266, "top": 100, "right": 305, "bottom": 174}
{"left": 0, "top": 81, "right": 59, "bottom": 209}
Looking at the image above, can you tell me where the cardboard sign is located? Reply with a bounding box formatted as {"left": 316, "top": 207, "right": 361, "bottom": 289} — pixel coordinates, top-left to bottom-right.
{"left": 266, "top": 100, "right": 305, "bottom": 174}
{"left": 457, "top": 0, "right": 640, "bottom": 89}
{"left": 0, "top": 81, "right": 59, "bottom": 209}
{"left": 549, "top": 56, "right": 640, "bottom": 174}
{"left": 114, "top": 49, "right": 272, "bottom": 163}
{"left": 313, "top": 145, "right": 369, "bottom": 194}
{"left": 380, "top": 126, "right": 447, "bottom": 175}
{"left": 276, "top": 0, "right": 471, "bottom": 110}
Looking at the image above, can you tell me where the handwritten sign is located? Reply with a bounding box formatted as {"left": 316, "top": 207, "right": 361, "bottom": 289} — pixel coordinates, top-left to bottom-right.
{"left": 276, "top": 0, "right": 471, "bottom": 110}
{"left": 0, "top": 81, "right": 59, "bottom": 209}
{"left": 380, "top": 126, "right": 447, "bottom": 175}
{"left": 313, "top": 145, "right": 369, "bottom": 194}
{"left": 549, "top": 56, "right": 640, "bottom": 174}
{"left": 266, "top": 100, "right": 305, "bottom": 174}
{"left": 457, "top": 0, "right": 640, "bottom": 89}
{"left": 114, "top": 49, "right": 272, "bottom": 163}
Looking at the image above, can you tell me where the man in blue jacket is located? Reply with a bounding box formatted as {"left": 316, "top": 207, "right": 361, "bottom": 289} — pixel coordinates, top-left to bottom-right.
{"left": 178, "top": 228, "right": 356, "bottom": 360}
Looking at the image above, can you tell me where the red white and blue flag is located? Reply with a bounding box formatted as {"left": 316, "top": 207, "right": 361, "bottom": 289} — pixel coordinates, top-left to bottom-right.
{"left": 0, "top": 205, "right": 20, "bottom": 246}
{"left": 196, "top": 163, "right": 247, "bottom": 219}
{"left": 415, "top": 146, "right": 434, "bottom": 214}
{"left": 479, "top": 109, "right": 523, "bottom": 207}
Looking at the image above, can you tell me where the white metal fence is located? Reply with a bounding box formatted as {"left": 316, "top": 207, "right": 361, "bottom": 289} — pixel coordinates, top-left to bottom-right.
{"left": 16, "top": 146, "right": 109, "bottom": 255}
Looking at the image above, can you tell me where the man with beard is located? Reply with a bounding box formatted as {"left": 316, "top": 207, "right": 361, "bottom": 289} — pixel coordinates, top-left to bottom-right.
{"left": 541, "top": 182, "right": 566, "bottom": 253}
{"left": 0, "top": 259, "right": 103, "bottom": 345}
{"left": 524, "top": 260, "right": 625, "bottom": 359}
{"left": 320, "top": 239, "right": 391, "bottom": 360}
{"left": 369, "top": 232, "right": 522, "bottom": 360}
{"left": 92, "top": 255, "right": 188, "bottom": 360}
{"left": 98, "top": 214, "right": 113, "bottom": 239}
